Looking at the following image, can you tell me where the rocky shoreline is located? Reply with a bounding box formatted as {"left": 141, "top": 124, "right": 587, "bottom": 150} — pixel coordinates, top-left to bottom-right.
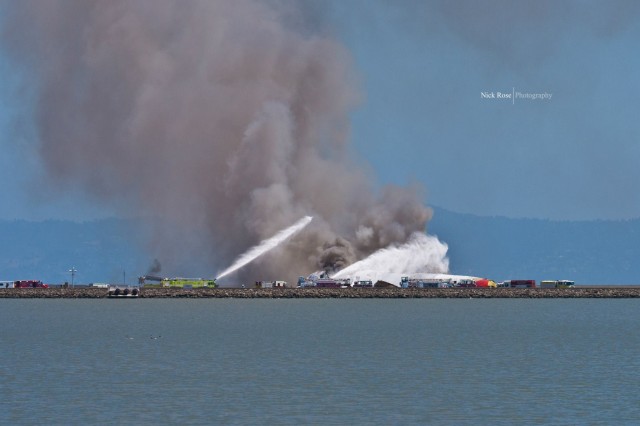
{"left": 2, "top": 287, "right": 640, "bottom": 298}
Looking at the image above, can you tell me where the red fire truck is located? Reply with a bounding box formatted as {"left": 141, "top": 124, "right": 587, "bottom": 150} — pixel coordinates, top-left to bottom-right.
{"left": 14, "top": 280, "right": 49, "bottom": 288}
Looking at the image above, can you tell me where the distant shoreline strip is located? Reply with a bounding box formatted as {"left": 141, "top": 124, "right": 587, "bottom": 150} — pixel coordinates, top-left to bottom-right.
{"left": 2, "top": 287, "right": 640, "bottom": 299}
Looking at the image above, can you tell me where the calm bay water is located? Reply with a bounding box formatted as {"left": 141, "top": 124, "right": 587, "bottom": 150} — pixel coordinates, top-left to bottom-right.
{"left": 1, "top": 299, "right": 639, "bottom": 425}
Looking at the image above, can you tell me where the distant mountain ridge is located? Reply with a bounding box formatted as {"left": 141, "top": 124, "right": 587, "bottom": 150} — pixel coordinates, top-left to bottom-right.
{"left": 428, "top": 207, "right": 640, "bottom": 285}
{"left": 1, "top": 210, "right": 639, "bottom": 285}
{"left": 0, "top": 219, "right": 146, "bottom": 284}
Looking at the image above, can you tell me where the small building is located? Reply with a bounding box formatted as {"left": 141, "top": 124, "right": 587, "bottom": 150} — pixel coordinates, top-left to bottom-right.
{"left": 255, "top": 281, "right": 288, "bottom": 288}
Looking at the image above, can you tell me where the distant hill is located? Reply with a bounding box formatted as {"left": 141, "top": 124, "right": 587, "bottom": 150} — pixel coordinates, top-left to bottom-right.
{"left": 1, "top": 210, "right": 639, "bottom": 285}
{"left": 0, "top": 219, "right": 147, "bottom": 284}
{"left": 428, "top": 207, "right": 640, "bottom": 285}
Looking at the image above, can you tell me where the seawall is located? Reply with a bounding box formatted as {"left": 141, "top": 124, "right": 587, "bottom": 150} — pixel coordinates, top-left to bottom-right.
{"left": 2, "top": 287, "right": 640, "bottom": 298}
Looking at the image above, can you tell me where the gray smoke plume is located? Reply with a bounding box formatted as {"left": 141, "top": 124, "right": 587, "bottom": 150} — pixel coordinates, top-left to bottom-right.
{"left": 2, "top": 0, "right": 432, "bottom": 284}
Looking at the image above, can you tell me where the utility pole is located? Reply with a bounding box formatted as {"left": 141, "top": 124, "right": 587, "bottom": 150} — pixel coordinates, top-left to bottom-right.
{"left": 68, "top": 267, "right": 77, "bottom": 288}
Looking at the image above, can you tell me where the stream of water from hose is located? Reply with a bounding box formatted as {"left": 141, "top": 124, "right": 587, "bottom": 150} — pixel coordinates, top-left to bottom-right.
{"left": 216, "top": 216, "right": 313, "bottom": 279}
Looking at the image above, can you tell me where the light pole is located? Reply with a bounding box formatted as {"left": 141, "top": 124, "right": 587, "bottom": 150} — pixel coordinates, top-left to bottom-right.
{"left": 68, "top": 267, "right": 77, "bottom": 288}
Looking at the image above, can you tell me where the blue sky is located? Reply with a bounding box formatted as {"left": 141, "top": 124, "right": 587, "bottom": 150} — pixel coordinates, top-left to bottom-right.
{"left": 1, "top": 0, "right": 640, "bottom": 221}
{"left": 330, "top": 0, "right": 640, "bottom": 220}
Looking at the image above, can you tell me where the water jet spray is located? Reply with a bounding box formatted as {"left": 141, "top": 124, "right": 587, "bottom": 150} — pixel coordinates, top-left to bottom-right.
{"left": 216, "top": 216, "right": 313, "bottom": 280}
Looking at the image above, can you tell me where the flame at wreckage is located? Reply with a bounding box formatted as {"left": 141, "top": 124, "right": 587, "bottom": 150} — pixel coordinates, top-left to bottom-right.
{"left": 2, "top": 0, "right": 449, "bottom": 284}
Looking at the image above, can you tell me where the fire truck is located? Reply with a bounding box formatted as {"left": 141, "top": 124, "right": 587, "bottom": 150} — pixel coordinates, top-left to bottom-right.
{"left": 161, "top": 278, "right": 216, "bottom": 288}
{"left": 541, "top": 280, "right": 575, "bottom": 288}
{"left": 138, "top": 276, "right": 216, "bottom": 288}
{"left": 315, "top": 279, "right": 341, "bottom": 288}
{"left": 507, "top": 280, "right": 536, "bottom": 288}
{"left": 14, "top": 280, "right": 49, "bottom": 288}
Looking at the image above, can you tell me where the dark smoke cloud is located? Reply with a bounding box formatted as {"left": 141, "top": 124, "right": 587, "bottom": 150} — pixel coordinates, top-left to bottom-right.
{"left": 2, "top": 0, "right": 431, "bottom": 283}
{"left": 147, "top": 258, "right": 162, "bottom": 276}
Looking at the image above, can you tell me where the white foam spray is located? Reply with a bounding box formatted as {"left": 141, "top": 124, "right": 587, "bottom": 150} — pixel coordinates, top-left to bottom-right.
{"left": 332, "top": 232, "right": 449, "bottom": 284}
{"left": 217, "top": 216, "right": 313, "bottom": 280}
